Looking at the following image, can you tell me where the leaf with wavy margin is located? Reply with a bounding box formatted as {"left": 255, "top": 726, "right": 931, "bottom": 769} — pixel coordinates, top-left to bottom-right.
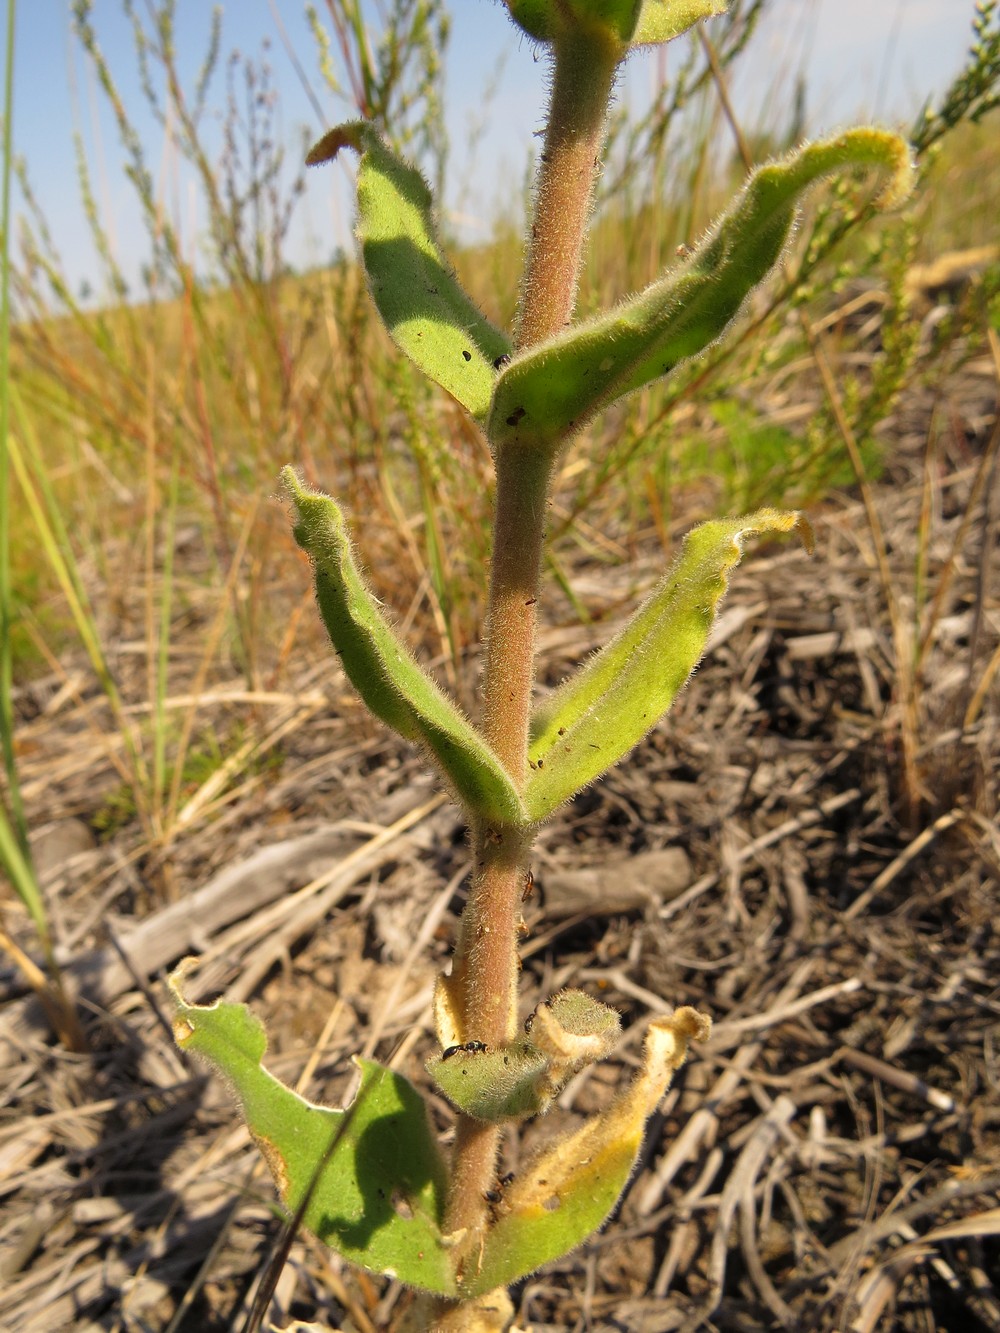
{"left": 524, "top": 510, "right": 813, "bottom": 821}
{"left": 461, "top": 1007, "right": 710, "bottom": 1296}
{"left": 170, "top": 965, "right": 457, "bottom": 1295}
{"left": 488, "top": 129, "right": 913, "bottom": 455}
{"left": 284, "top": 470, "right": 524, "bottom": 826}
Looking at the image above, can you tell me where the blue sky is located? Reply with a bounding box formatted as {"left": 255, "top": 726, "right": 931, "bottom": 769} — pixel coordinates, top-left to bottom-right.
{"left": 2, "top": 1, "right": 982, "bottom": 301}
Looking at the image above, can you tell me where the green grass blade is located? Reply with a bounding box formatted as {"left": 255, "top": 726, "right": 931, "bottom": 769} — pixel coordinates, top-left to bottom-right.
{"left": 0, "top": 793, "right": 50, "bottom": 948}
{"left": 0, "top": 0, "right": 28, "bottom": 855}
{"left": 7, "top": 399, "right": 151, "bottom": 806}
{"left": 152, "top": 452, "right": 180, "bottom": 831}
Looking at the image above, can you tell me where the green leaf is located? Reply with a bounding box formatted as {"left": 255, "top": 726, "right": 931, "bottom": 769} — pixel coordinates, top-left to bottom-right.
{"left": 632, "top": 0, "right": 729, "bottom": 45}
{"left": 561, "top": 0, "right": 642, "bottom": 42}
{"left": 307, "top": 123, "right": 510, "bottom": 422}
{"left": 170, "top": 965, "right": 457, "bottom": 1296}
{"left": 283, "top": 470, "right": 524, "bottom": 827}
{"left": 461, "top": 1007, "right": 710, "bottom": 1297}
{"left": 488, "top": 128, "right": 913, "bottom": 455}
{"left": 427, "top": 990, "right": 622, "bottom": 1124}
{"left": 508, "top": 0, "right": 722, "bottom": 45}
{"left": 504, "top": 0, "right": 628, "bottom": 42}
{"left": 428, "top": 1041, "right": 550, "bottom": 1123}
{"left": 524, "top": 510, "right": 812, "bottom": 821}
{"left": 504, "top": 0, "right": 556, "bottom": 41}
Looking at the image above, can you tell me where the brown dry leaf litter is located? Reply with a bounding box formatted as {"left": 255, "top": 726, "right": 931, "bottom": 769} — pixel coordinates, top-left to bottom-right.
{"left": 1, "top": 316, "right": 999, "bottom": 1332}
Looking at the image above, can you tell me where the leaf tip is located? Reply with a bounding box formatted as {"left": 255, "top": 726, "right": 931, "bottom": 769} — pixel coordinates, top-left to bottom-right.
{"left": 871, "top": 132, "right": 917, "bottom": 212}
{"left": 794, "top": 512, "right": 816, "bottom": 556}
{"left": 280, "top": 464, "right": 305, "bottom": 507}
{"left": 305, "top": 123, "right": 362, "bottom": 167}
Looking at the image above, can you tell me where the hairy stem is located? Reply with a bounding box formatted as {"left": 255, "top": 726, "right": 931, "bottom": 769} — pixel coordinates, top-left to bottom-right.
{"left": 516, "top": 30, "right": 619, "bottom": 350}
{"left": 437, "top": 23, "right": 619, "bottom": 1305}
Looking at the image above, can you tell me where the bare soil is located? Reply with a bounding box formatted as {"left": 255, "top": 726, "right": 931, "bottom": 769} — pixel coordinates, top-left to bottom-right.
{"left": 1, "top": 329, "right": 999, "bottom": 1332}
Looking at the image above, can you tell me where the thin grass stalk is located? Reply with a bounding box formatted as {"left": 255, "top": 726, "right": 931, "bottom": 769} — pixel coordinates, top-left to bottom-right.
{"left": 804, "top": 318, "right": 923, "bottom": 821}
{"left": 144, "top": 347, "right": 164, "bottom": 843}
{"left": 916, "top": 342, "right": 1000, "bottom": 669}
{"left": 0, "top": 4, "right": 85, "bottom": 1043}
{"left": 417, "top": 458, "right": 459, "bottom": 689}
{"left": 698, "top": 24, "right": 753, "bottom": 175}
{"left": 8, "top": 394, "right": 154, "bottom": 821}
{"left": 155, "top": 452, "right": 180, "bottom": 829}
{"left": 913, "top": 409, "right": 937, "bottom": 649}
{"left": 0, "top": 0, "right": 28, "bottom": 857}
{"left": 0, "top": 792, "right": 47, "bottom": 944}
{"left": 163, "top": 494, "right": 259, "bottom": 838}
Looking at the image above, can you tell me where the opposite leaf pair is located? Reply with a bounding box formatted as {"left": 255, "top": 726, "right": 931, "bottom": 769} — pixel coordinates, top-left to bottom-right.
{"left": 170, "top": 965, "right": 709, "bottom": 1299}
{"left": 305, "top": 123, "right": 911, "bottom": 462}
{"left": 286, "top": 466, "right": 813, "bottom": 827}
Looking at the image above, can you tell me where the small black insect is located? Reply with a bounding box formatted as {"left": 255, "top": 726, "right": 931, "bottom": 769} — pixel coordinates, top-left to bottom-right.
{"left": 484, "top": 1170, "right": 516, "bottom": 1207}
{"left": 461, "top": 349, "right": 472, "bottom": 362}
{"left": 493, "top": 353, "right": 511, "bottom": 370}
{"left": 441, "top": 1040, "right": 488, "bottom": 1060}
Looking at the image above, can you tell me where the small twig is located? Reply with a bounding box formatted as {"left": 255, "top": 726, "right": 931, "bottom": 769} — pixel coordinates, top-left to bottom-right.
{"left": 681, "top": 1096, "right": 797, "bottom": 1333}
{"left": 844, "top": 808, "right": 964, "bottom": 919}
{"left": 710, "top": 978, "right": 862, "bottom": 1047}
{"left": 698, "top": 26, "right": 753, "bottom": 175}
{"left": 803, "top": 318, "right": 922, "bottom": 818}
{"left": 838, "top": 1046, "right": 956, "bottom": 1114}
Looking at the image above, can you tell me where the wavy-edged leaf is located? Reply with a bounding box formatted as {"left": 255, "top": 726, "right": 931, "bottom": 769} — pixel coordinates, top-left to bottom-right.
{"left": 307, "top": 123, "right": 510, "bottom": 421}
{"left": 488, "top": 129, "right": 913, "bottom": 455}
{"left": 461, "top": 1007, "right": 710, "bottom": 1297}
{"left": 284, "top": 469, "right": 524, "bottom": 826}
{"left": 524, "top": 510, "right": 812, "bottom": 821}
{"left": 170, "top": 965, "right": 457, "bottom": 1296}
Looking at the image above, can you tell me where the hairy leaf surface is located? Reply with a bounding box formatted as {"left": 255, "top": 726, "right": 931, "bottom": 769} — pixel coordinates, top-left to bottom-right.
{"left": 632, "top": 0, "right": 729, "bottom": 45}
{"left": 284, "top": 470, "right": 524, "bottom": 826}
{"left": 524, "top": 510, "right": 812, "bottom": 820}
{"left": 505, "top": 0, "right": 726, "bottom": 44}
{"left": 170, "top": 966, "right": 456, "bottom": 1295}
{"left": 462, "top": 1008, "right": 710, "bottom": 1296}
{"left": 489, "top": 129, "right": 913, "bottom": 455}
{"left": 308, "top": 123, "right": 510, "bottom": 421}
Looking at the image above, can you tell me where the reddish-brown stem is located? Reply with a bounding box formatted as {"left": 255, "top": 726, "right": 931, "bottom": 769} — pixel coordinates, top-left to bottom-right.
{"left": 436, "top": 25, "right": 619, "bottom": 1302}
{"left": 516, "top": 32, "right": 620, "bottom": 350}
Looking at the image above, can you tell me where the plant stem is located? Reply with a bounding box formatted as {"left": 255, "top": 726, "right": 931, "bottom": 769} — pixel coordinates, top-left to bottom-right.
{"left": 438, "top": 24, "right": 619, "bottom": 1302}
{"left": 516, "top": 31, "right": 619, "bottom": 350}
